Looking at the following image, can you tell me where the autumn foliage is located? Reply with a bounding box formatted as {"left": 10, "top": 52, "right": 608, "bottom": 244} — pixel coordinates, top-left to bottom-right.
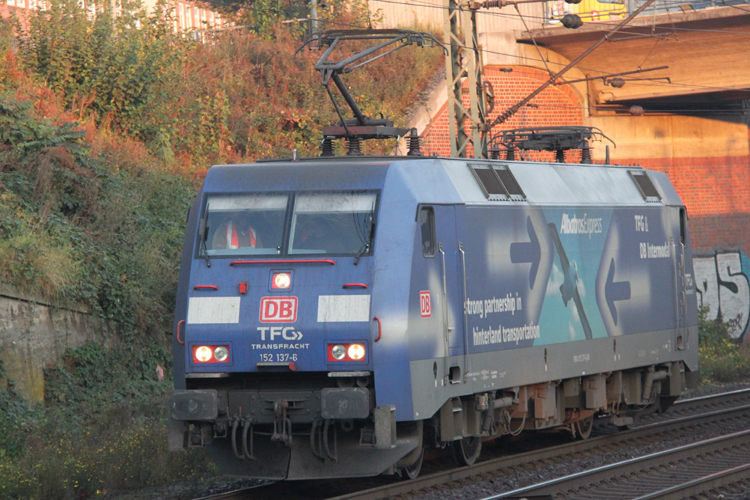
{"left": 0, "top": 0, "right": 443, "bottom": 322}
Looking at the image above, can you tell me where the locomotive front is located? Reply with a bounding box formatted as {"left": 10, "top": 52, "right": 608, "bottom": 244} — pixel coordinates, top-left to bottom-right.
{"left": 168, "top": 159, "right": 422, "bottom": 479}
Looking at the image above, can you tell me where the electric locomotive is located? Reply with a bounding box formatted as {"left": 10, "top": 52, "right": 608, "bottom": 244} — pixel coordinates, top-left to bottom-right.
{"left": 168, "top": 150, "right": 699, "bottom": 479}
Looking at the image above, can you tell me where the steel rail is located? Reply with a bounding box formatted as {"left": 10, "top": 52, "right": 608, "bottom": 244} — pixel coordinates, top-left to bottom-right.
{"left": 638, "top": 386, "right": 750, "bottom": 424}
{"left": 324, "top": 393, "right": 750, "bottom": 500}
{"left": 676, "top": 386, "right": 750, "bottom": 405}
{"left": 487, "top": 429, "right": 750, "bottom": 499}
{"left": 631, "top": 462, "right": 750, "bottom": 500}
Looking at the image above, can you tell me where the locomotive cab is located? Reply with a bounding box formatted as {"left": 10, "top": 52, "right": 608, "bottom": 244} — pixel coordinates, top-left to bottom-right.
{"left": 169, "top": 158, "right": 424, "bottom": 479}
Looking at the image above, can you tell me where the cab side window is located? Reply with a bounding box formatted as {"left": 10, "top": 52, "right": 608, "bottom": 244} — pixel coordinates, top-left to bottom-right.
{"left": 680, "top": 208, "right": 687, "bottom": 245}
{"left": 420, "top": 207, "right": 435, "bottom": 257}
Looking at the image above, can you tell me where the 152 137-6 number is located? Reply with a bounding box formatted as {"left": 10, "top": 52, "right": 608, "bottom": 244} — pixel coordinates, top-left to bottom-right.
{"left": 259, "top": 353, "right": 298, "bottom": 362}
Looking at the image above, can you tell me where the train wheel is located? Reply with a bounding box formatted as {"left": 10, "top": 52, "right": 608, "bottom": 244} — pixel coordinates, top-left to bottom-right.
{"left": 451, "top": 436, "right": 482, "bottom": 466}
{"left": 575, "top": 415, "right": 594, "bottom": 440}
{"left": 401, "top": 445, "right": 424, "bottom": 480}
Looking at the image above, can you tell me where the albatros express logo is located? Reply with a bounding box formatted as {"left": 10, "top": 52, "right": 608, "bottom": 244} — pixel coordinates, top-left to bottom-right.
{"left": 560, "top": 213, "right": 602, "bottom": 238}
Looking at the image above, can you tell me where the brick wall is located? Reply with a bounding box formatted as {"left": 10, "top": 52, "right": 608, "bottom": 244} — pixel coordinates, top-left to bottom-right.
{"left": 422, "top": 67, "right": 584, "bottom": 161}
{"left": 615, "top": 155, "right": 750, "bottom": 253}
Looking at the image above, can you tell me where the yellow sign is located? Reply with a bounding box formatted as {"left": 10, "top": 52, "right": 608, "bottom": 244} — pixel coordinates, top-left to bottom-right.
{"left": 547, "top": 0, "right": 628, "bottom": 24}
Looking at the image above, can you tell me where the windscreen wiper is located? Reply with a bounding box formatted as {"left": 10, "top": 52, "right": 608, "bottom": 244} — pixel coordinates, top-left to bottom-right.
{"left": 199, "top": 210, "right": 211, "bottom": 268}
{"left": 353, "top": 215, "right": 375, "bottom": 266}
{"left": 353, "top": 242, "right": 369, "bottom": 266}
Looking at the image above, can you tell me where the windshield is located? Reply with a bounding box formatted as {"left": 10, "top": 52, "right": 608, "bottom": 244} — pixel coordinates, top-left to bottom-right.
{"left": 201, "top": 194, "right": 288, "bottom": 256}
{"left": 289, "top": 192, "right": 376, "bottom": 255}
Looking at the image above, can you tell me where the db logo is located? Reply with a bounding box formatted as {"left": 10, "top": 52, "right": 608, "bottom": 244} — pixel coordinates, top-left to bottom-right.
{"left": 420, "top": 291, "right": 431, "bottom": 318}
{"left": 260, "top": 297, "right": 298, "bottom": 323}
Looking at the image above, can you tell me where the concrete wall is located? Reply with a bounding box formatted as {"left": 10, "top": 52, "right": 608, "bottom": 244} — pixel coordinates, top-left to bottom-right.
{"left": 0, "top": 288, "right": 117, "bottom": 404}
{"left": 585, "top": 114, "right": 749, "bottom": 162}
{"left": 370, "top": 0, "right": 543, "bottom": 33}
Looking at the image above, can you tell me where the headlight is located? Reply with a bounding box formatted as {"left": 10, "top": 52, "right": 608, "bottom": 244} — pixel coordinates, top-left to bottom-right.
{"left": 214, "top": 346, "right": 229, "bottom": 362}
{"left": 331, "top": 345, "right": 346, "bottom": 360}
{"left": 195, "top": 346, "right": 212, "bottom": 362}
{"left": 272, "top": 272, "right": 292, "bottom": 289}
{"left": 348, "top": 344, "right": 365, "bottom": 361}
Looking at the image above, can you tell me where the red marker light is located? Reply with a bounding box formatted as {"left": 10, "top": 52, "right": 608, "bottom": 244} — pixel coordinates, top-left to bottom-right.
{"left": 272, "top": 272, "right": 292, "bottom": 289}
{"left": 327, "top": 343, "right": 367, "bottom": 362}
{"left": 239, "top": 282, "right": 248, "bottom": 294}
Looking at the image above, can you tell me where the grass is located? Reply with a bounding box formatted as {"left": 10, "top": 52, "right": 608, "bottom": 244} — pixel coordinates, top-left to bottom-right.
{"left": 0, "top": 421, "right": 217, "bottom": 500}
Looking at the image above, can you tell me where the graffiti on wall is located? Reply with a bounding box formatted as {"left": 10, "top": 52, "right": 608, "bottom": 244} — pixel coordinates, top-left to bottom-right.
{"left": 694, "top": 252, "right": 750, "bottom": 339}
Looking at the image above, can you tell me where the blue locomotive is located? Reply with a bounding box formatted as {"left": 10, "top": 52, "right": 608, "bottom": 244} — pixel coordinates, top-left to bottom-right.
{"left": 168, "top": 152, "right": 699, "bottom": 479}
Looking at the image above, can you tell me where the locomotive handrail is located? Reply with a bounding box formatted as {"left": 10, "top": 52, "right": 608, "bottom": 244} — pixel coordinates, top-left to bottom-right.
{"left": 459, "top": 242, "right": 469, "bottom": 382}
{"left": 176, "top": 319, "right": 185, "bottom": 345}
{"left": 230, "top": 259, "right": 335, "bottom": 266}
{"left": 194, "top": 285, "right": 219, "bottom": 290}
{"left": 373, "top": 316, "right": 382, "bottom": 342}
{"left": 343, "top": 283, "right": 368, "bottom": 289}
{"left": 439, "top": 243, "right": 450, "bottom": 379}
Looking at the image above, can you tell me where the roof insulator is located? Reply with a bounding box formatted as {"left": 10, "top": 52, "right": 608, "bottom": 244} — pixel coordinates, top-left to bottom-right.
{"left": 346, "top": 137, "right": 363, "bottom": 156}
{"left": 406, "top": 128, "right": 424, "bottom": 156}
{"left": 320, "top": 137, "right": 335, "bottom": 157}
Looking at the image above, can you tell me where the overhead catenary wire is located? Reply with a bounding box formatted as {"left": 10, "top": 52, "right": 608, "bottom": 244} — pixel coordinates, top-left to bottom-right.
{"left": 492, "top": 0, "right": 661, "bottom": 125}
{"left": 496, "top": 103, "right": 750, "bottom": 113}
{"left": 514, "top": 3, "right": 553, "bottom": 77}
{"left": 366, "top": 0, "right": 750, "bottom": 36}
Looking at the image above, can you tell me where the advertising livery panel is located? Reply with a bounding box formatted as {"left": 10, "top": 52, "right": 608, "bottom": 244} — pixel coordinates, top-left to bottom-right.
{"left": 458, "top": 205, "right": 689, "bottom": 352}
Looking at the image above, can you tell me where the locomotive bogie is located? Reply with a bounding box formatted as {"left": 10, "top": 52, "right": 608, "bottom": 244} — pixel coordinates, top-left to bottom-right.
{"left": 169, "top": 156, "right": 698, "bottom": 479}
{"left": 428, "top": 360, "right": 688, "bottom": 443}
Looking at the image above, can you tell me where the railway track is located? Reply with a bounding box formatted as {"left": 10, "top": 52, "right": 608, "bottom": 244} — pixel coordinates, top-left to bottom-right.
{"left": 192, "top": 388, "right": 750, "bottom": 500}
{"left": 642, "top": 387, "right": 750, "bottom": 422}
{"left": 489, "top": 429, "right": 750, "bottom": 499}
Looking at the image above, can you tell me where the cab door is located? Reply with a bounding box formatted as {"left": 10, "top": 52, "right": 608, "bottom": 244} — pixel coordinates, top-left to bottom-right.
{"left": 674, "top": 207, "right": 688, "bottom": 350}
{"left": 423, "top": 205, "right": 465, "bottom": 383}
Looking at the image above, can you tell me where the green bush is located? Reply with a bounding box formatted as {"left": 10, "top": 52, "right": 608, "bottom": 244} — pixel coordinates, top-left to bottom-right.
{"left": 0, "top": 92, "right": 196, "bottom": 329}
{"left": 0, "top": 363, "right": 39, "bottom": 461}
{"left": 19, "top": 0, "right": 196, "bottom": 153}
{"left": 698, "top": 306, "right": 750, "bottom": 383}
